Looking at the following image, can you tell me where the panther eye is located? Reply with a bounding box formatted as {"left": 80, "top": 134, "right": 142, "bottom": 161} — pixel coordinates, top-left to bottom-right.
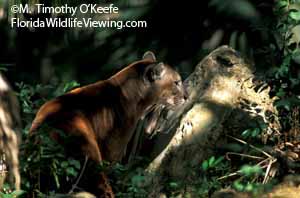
{"left": 174, "top": 80, "right": 181, "bottom": 86}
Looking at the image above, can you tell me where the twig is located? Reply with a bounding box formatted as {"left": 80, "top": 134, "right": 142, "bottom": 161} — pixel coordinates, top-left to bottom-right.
{"left": 226, "top": 135, "right": 278, "bottom": 183}
{"left": 226, "top": 152, "right": 264, "bottom": 160}
{"left": 69, "top": 155, "right": 88, "bottom": 194}
{"left": 217, "top": 171, "right": 240, "bottom": 180}
{"left": 226, "top": 135, "right": 273, "bottom": 158}
{"left": 263, "top": 158, "right": 277, "bottom": 184}
{"left": 256, "top": 158, "right": 270, "bottom": 166}
{"left": 217, "top": 162, "right": 269, "bottom": 181}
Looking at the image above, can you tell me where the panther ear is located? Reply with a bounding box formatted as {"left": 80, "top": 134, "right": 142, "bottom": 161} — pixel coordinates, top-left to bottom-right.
{"left": 145, "top": 62, "right": 165, "bottom": 82}
{"left": 143, "top": 51, "right": 156, "bottom": 62}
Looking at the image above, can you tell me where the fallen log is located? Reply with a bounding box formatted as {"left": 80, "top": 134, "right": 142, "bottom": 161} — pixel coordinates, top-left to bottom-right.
{"left": 136, "top": 46, "right": 281, "bottom": 196}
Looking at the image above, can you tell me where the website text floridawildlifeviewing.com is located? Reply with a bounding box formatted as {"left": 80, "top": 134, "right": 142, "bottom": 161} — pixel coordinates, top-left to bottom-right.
{"left": 10, "top": 3, "right": 147, "bottom": 29}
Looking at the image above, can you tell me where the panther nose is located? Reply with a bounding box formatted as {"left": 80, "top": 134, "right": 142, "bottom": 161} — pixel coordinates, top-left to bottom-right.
{"left": 184, "top": 94, "right": 188, "bottom": 101}
{"left": 183, "top": 91, "right": 188, "bottom": 101}
{"left": 183, "top": 83, "right": 189, "bottom": 101}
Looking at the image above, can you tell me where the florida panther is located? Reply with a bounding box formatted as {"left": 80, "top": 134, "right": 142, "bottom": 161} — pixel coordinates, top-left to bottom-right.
{"left": 29, "top": 51, "right": 187, "bottom": 197}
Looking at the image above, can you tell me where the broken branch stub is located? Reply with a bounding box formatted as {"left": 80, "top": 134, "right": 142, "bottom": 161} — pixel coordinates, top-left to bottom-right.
{"left": 0, "top": 73, "right": 22, "bottom": 190}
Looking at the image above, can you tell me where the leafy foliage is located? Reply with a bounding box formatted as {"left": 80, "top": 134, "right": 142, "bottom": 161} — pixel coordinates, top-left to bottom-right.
{"left": 199, "top": 0, "right": 300, "bottom": 196}
{"left": 201, "top": 156, "right": 224, "bottom": 172}
{"left": 0, "top": 190, "right": 25, "bottom": 198}
{"left": 14, "top": 82, "right": 82, "bottom": 196}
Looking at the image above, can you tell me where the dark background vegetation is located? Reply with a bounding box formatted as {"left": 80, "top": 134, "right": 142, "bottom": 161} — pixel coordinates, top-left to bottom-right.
{"left": 0, "top": 0, "right": 300, "bottom": 197}
{"left": 1, "top": 0, "right": 282, "bottom": 85}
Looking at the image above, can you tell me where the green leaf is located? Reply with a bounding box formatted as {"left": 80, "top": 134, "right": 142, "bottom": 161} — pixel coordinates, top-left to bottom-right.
{"left": 11, "top": 190, "right": 26, "bottom": 197}
{"left": 213, "top": 156, "right": 224, "bottom": 167}
{"left": 0, "top": 192, "right": 10, "bottom": 198}
{"left": 25, "top": 181, "right": 30, "bottom": 189}
{"left": 113, "top": 163, "right": 126, "bottom": 172}
{"left": 242, "top": 129, "right": 252, "bottom": 138}
{"left": 233, "top": 181, "right": 245, "bottom": 191}
{"left": 290, "top": 78, "right": 300, "bottom": 87}
{"left": 276, "top": 88, "right": 286, "bottom": 97}
{"left": 169, "top": 182, "right": 179, "bottom": 189}
{"left": 289, "top": 10, "right": 300, "bottom": 20}
{"left": 275, "top": 97, "right": 300, "bottom": 110}
{"left": 251, "top": 128, "right": 260, "bottom": 138}
{"left": 66, "top": 167, "right": 77, "bottom": 177}
{"left": 275, "top": 99, "right": 291, "bottom": 110}
{"left": 245, "top": 183, "right": 254, "bottom": 192}
{"left": 240, "top": 165, "right": 262, "bottom": 177}
{"left": 208, "top": 156, "right": 216, "bottom": 167}
{"left": 63, "top": 80, "right": 80, "bottom": 93}
{"left": 69, "top": 159, "right": 81, "bottom": 170}
{"left": 276, "top": 0, "right": 288, "bottom": 9}
{"left": 292, "top": 49, "right": 300, "bottom": 57}
{"left": 61, "top": 161, "right": 68, "bottom": 168}
{"left": 201, "top": 160, "right": 209, "bottom": 171}
{"left": 131, "top": 175, "right": 145, "bottom": 186}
